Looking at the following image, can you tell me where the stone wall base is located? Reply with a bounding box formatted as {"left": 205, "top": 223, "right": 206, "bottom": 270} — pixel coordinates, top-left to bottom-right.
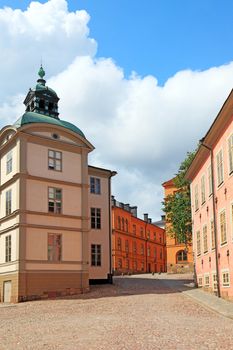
{"left": 0, "top": 273, "right": 19, "bottom": 303}
{"left": 167, "top": 263, "right": 194, "bottom": 274}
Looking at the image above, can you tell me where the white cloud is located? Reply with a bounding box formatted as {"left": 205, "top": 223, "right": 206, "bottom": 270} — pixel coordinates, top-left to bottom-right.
{"left": 1, "top": 1, "right": 233, "bottom": 220}
{"left": 0, "top": 0, "right": 96, "bottom": 101}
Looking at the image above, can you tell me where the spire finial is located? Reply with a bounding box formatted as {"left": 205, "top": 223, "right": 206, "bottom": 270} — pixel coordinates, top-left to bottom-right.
{"left": 38, "top": 64, "right": 45, "bottom": 79}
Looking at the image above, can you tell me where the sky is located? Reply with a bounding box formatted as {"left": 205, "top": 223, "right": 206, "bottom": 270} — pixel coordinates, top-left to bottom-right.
{"left": 0, "top": 0, "right": 233, "bottom": 220}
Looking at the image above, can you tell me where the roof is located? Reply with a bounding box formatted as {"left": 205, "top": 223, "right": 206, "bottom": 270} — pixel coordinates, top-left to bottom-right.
{"left": 14, "top": 112, "right": 86, "bottom": 139}
{"left": 34, "top": 83, "right": 58, "bottom": 97}
{"left": 162, "top": 178, "right": 175, "bottom": 188}
{"left": 186, "top": 89, "right": 233, "bottom": 180}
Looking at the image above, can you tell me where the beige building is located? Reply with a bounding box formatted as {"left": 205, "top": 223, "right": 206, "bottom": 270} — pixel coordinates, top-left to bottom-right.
{"left": 0, "top": 66, "right": 115, "bottom": 302}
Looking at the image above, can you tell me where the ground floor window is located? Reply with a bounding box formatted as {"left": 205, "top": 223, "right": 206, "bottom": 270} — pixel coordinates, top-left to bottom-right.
{"left": 204, "top": 274, "right": 210, "bottom": 287}
{"left": 198, "top": 276, "right": 203, "bottom": 287}
{"left": 222, "top": 270, "right": 230, "bottom": 287}
{"left": 212, "top": 273, "right": 217, "bottom": 291}
{"left": 48, "top": 234, "right": 62, "bottom": 261}
{"left": 91, "top": 244, "right": 101, "bottom": 266}
{"left": 118, "top": 258, "right": 122, "bottom": 269}
{"left": 176, "top": 250, "right": 187, "bottom": 263}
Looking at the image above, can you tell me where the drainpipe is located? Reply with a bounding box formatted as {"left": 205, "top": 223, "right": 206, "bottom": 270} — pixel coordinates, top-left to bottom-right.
{"left": 200, "top": 140, "right": 221, "bottom": 298}
{"left": 108, "top": 171, "right": 117, "bottom": 283}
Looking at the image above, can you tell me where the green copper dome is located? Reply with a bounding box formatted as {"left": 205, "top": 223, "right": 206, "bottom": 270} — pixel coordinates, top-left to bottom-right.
{"left": 14, "top": 112, "right": 85, "bottom": 138}
{"left": 38, "top": 65, "right": 45, "bottom": 79}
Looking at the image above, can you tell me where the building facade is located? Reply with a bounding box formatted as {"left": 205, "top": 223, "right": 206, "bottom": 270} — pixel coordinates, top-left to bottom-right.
{"left": 162, "top": 178, "right": 193, "bottom": 274}
{"left": 0, "top": 67, "right": 114, "bottom": 302}
{"left": 112, "top": 197, "right": 166, "bottom": 275}
{"left": 186, "top": 89, "right": 233, "bottom": 299}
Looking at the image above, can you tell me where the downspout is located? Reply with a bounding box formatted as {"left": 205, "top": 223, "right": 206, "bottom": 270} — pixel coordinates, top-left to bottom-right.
{"left": 200, "top": 141, "right": 221, "bottom": 298}
{"left": 108, "top": 171, "right": 117, "bottom": 283}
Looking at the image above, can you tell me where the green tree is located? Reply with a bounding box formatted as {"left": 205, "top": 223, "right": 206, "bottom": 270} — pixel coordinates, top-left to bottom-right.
{"left": 162, "top": 150, "right": 196, "bottom": 245}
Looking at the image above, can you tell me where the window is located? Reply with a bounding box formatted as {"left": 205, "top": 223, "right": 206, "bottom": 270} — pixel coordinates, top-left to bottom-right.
{"left": 140, "top": 227, "right": 144, "bottom": 238}
{"left": 91, "top": 244, "right": 101, "bottom": 266}
{"left": 198, "top": 277, "right": 203, "bottom": 287}
{"left": 196, "top": 231, "right": 201, "bottom": 256}
{"left": 141, "top": 244, "right": 144, "bottom": 255}
{"left": 48, "top": 234, "right": 62, "bottom": 261}
{"left": 118, "top": 259, "right": 122, "bottom": 269}
{"left": 154, "top": 248, "right": 157, "bottom": 260}
{"left": 203, "top": 225, "right": 208, "bottom": 253}
{"left": 208, "top": 165, "right": 213, "bottom": 195}
{"left": 201, "top": 175, "right": 206, "bottom": 204}
{"left": 90, "top": 177, "right": 101, "bottom": 194}
{"left": 141, "top": 261, "right": 144, "bottom": 271}
{"left": 5, "top": 235, "right": 11, "bottom": 262}
{"left": 132, "top": 224, "right": 136, "bottom": 235}
{"left": 228, "top": 134, "right": 233, "bottom": 174}
{"left": 147, "top": 246, "right": 150, "bottom": 256}
{"left": 147, "top": 230, "right": 150, "bottom": 239}
{"left": 216, "top": 149, "right": 224, "bottom": 186}
{"left": 117, "top": 238, "right": 122, "bottom": 251}
{"left": 125, "top": 240, "right": 129, "bottom": 252}
{"left": 133, "top": 261, "right": 137, "bottom": 270}
{"left": 133, "top": 241, "right": 137, "bottom": 253}
{"left": 48, "top": 150, "right": 62, "bottom": 171}
{"left": 125, "top": 219, "right": 128, "bottom": 232}
{"left": 160, "top": 248, "right": 163, "bottom": 259}
{"left": 118, "top": 216, "right": 121, "bottom": 230}
{"left": 212, "top": 273, "right": 217, "bottom": 291}
{"left": 153, "top": 232, "right": 156, "bottom": 241}
{"left": 6, "top": 151, "right": 12, "bottom": 174}
{"left": 126, "top": 259, "right": 129, "bottom": 269}
{"left": 204, "top": 274, "right": 210, "bottom": 287}
{"left": 122, "top": 218, "right": 125, "bottom": 231}
{"left": 48, "top": 187, "right": 62, "bottom": 214}
{"left": 194, "top": 184, "right": 199, "bottom": 211}
{"left": 211, "top": 220, "right": 215, "bottom": 250}
{"left": 222, "top": 270, "right": 230, "bottom": 287}
{"left": 220, "top": 210, "right": 227, "bottom": 245}
{"left": 176, "top": 250, "right": 187, "bottom": 262}
{"left": 91, "top": 208, "right": 101, "bottom": 229}
{"left": 6, "top": 189, "right": 12, "bottom": 216}
{"left": 159, "top": 235, "right": 162, "bottom": 243}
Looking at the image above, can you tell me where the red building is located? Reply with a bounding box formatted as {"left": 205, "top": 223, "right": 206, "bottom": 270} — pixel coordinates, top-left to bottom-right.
{"left": 112, "top": 196, "right": 166, "bottom": 274}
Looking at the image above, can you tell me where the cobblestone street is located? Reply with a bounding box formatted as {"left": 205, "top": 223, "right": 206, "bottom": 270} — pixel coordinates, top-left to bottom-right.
{"left": 1, "top": 274, "right": 233, "bottom": 350}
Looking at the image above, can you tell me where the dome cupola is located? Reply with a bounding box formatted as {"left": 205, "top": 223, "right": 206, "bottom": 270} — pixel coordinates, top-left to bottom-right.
{"left": 23, "top": 65, "right": 59, "bottom": 119}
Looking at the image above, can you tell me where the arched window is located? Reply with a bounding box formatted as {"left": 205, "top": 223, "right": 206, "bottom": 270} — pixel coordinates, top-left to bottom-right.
{"left": 118, "top": 216, "right": 121, "bottom": 230}
{"left": 125, "top": 240, "right": 129, "bottom": 252}
{"left": 117, "top": 238, "right": 122, "bottom": 250}
{"left": 122, "top": 218, "right": 125, "bottom": 231}
{"left": 176, "top": 250, "right": 187, "bottom": 263}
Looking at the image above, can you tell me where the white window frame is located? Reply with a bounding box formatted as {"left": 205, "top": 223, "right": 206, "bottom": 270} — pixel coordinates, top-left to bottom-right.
{"left": 216, "top": 148, "right": 224, "bottom": 187}
{"left": 194, "top": 184, "right": 199, "bottom": 211}
{"left": 230, "top": 201, "right": 233, "bottom": 242}
{"left": 210, "top": 218, "right": 215, "bottom": 250}
{"left": 212, "top": 271, "right": 217, "bottom": 291}
{"left": 6, "top": 150, "right": 13, "bottom": 175}
{"left": 221, "top": 269, "right": 230, "bottom": 287}
{"left": 201, "top": 175, "right": 206, "bottom": 204}
{"left": 204, "top": 273, "right": 210, "bottom": 287}
{"left": 228, "top": 133, "right": 233, "bottom": 175}
{"left": 207, "top": 165, "right": 213, "bottom": 196}
{"left": 203, "top": 224, "right": 208, "bottom": 254}
{"left": 90, "top": 177, "right": 101, "bottom": 195}
{"left": 197, "top": 275, "right": 203, "bottom": 287}
{"left": 196, "top": 230, "right": 201, "bottom": 256}
{"left": 219, "top": 209, "right": 227, "bottom": 246}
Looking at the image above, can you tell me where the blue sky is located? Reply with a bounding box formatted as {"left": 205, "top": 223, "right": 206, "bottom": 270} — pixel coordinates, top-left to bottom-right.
{"left": 1, "top": 0, "right": 233, "bottom": 219}
{"left": 2, "top": 0, "right": 233, "bottom": 84}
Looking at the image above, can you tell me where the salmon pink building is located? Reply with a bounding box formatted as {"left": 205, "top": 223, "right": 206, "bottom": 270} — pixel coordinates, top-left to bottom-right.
{"left": 0, "top": 67, "right": 115, "bottom": 302}
{"left": 186, "top": 90, "right": 233, "bottom": 299}
{"left": 112, "top": 197, "right": 166, "bottom": 274}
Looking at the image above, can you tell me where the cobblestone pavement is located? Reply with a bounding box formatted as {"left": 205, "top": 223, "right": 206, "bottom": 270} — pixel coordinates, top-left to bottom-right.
{"left": 1, "top": 273, "right": 233, "bottom": 350}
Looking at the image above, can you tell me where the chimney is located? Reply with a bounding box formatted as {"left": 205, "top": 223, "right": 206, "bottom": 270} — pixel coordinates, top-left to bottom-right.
{"left": 148, "top": 218, "right": 152, "bottom": 224}
{"left": 144, "top": 213, "right": 148, "bottom": 222}
{"left": 131, "top": 206, "right": 137, "bottom": 217}
{"left": 111, "top": 195, "right": 116, "bottom": 207}
{"left": 161, "top": 215, "right": 165, "bottom": 221}
{"left": 124, "top": 204, "right": 130, "bottom": 212}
